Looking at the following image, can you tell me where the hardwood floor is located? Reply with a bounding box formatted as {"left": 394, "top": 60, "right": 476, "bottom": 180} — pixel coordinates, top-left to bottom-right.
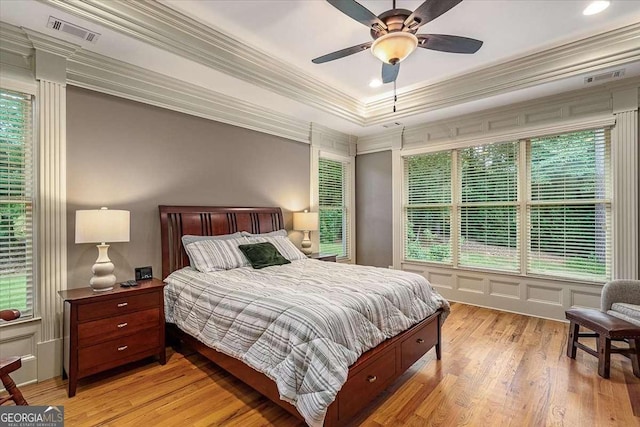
{"left": 17, "top": 303, "right": 640, "bottom": 426}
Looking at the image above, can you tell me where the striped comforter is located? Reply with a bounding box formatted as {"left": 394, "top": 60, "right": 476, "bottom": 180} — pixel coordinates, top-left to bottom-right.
{"left": 164, "top": 259, "right": 449, "bottom": 426}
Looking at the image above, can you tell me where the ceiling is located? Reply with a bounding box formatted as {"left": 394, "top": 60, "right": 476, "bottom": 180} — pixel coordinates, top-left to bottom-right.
{"left": 1, "top": 0, "right": 639, "bottom": 136}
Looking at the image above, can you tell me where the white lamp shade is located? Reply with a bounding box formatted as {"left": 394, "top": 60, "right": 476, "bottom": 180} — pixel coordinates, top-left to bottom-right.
{"left": 75, "top": 208, "right": 130, "bottom": 244}
{"left": 371, "top": 32, "right": 418, "bottom": 64}
{"left": 293, "top": 211, "right": 318, "bottom": 231}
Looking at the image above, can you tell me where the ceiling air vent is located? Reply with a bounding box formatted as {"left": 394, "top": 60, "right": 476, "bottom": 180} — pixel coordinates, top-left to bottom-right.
{"left": 584, "top": 69, "right": 625, "bottom": 85}
{"left": 46, "top": 16, "right": 101, "bottom": 43}
{"left": 382, "top": 122, "right": 403, "bottom": 129}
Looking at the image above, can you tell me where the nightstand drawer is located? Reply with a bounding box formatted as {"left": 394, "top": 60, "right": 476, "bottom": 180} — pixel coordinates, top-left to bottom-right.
{"left": 77, "top": 292, "right": 161, "bottom": 321}
{"left": 78, "top": 308, "right": 161, "bottom": 345}
{"left": 78, "top": 327, "right": 161, "bottom": 374}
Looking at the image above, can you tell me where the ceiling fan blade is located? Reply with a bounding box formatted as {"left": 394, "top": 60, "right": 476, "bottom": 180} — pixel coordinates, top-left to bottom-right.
{"left": 312, "top": 41, "right": 373, "bottom": 64}
{"left": 382, "top": 62, "right": 400, "bottom": 84}
{"left": 417, "top": 34, "right": 483, "bottom": 54}
{"left": 404, "top": 0, "right": 463, "bottom": 30}
{"left": 327, "top": 0, "right": 387, "bottom": 30}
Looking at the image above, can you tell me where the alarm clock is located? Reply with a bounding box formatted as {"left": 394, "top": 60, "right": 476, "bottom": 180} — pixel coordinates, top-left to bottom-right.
{"left": 135, "top": 266, "right": 153, "bottom": 281}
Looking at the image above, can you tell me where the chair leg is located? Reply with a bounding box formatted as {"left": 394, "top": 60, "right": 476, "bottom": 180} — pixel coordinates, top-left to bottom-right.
{"left": 597, "top": 335, "right": 611, "bottom": 379}
{"left": 567, "top": 321, "right": 580, "bottom": 359}
{"left": 0, "top": 373, "right": 28, "bottom": 405}
{"left": 629, "top": 338, "right": 640, "bottom": 378}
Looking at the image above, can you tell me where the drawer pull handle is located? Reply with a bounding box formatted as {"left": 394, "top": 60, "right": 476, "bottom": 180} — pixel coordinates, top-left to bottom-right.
{"left": 117, "top": 302, "right": 128, "bottom": 308}
{"left": 366, "top": 375, "right": 377, "bottom": 383}
{"left": 117, "top": 322, "right": 128, "bottom": 328}
{"left": 118, "top": 345, "right": 128, "bottom": 351}
{"left": 416, "top": 338, "right": 425, "bottom": 344}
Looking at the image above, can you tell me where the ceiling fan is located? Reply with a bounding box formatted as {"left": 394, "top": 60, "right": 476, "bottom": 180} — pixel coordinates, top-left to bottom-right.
{"left": 312, "top": 0, "right": 483, "bottom": 85}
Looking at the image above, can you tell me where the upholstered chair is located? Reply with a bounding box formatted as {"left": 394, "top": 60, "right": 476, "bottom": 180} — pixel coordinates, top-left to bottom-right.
{"left": 601, "top": 280, "right": 640, "bottom": 327}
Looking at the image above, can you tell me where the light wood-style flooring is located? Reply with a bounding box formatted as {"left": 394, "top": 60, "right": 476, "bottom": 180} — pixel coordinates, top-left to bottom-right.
{"left": 17, "top": 303, "right": 640, "bottom": 426}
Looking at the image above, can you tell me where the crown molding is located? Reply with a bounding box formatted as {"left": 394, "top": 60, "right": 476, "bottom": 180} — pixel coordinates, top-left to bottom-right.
{"left": 24, "top": 28, "right": 80, "bottom": 58}
{"left": 39, "top": 1, "right": 640, "bottom": 128}
{"left": 41, "top": 0, "right": 365, "bottom": 125}
{"left": 357, "top": 77, "right": 640, "bottom": 154}
{"left": 0, "top": 22, "right": 313, "bottom": 144}
{"left": 364, "top": 23, "right": 640, "bottom": 125}
{"left": 67, "top": 50, "right": 313, "bottom": 143}
{"left": 0, "top": 22, "right": 34, "bottom": 57}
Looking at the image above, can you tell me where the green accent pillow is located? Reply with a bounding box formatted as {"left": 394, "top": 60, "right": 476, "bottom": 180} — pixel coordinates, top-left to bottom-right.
{"left": 238, "top": 242, "right": 291, "bottom": 269}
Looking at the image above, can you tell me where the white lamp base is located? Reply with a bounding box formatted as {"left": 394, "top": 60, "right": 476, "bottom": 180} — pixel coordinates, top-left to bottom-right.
{"left": 301, "top": 230, "right": 312, "bottom": 256}
{"left": 90, "top": 244, "right": 116, "bottom": 292}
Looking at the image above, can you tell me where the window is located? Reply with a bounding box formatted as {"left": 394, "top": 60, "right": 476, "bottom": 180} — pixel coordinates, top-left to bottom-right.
{"left": 318, "top": 157, "right": 351, "bottom": 259}
{"left": 527, "top": 129, "right": 610, "bottom": 281}
{"left": 0, "top": 89, "right": 34, "bottom": 317}
{"left": 459, "top": 142, "right": 519, "bottom": 271}
{"left": 402, "top": 128, "right": 611, "bottom": 282}
{"left": 404, "top": 152, "right": 452, "bottom": 263}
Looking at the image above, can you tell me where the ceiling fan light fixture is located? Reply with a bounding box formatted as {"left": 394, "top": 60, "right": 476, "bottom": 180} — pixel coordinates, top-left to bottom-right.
{"left": 583, "top": 1, "right": 610, "bottom": 15}
{"left": 371, "top": 32, "right": 418, "bottom": 64}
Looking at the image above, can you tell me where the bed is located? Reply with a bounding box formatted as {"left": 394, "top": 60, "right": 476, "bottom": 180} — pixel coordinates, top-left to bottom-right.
{"left": 160, "top": 205, "right": 448, "bottom": 426}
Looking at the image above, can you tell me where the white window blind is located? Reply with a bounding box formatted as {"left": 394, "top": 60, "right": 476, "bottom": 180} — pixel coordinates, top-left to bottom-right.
{"left": 0, "top": 89, "right": 34, "bottom": 317}
{"left": 319, "top": 157, "right": 350, "bottom": 259}
{"left": 458, "top": 142, "right": 519, "bottom": 271}
{"left": 404, "top": 152, "right": 452, "bottom": 263}
{"left": 527, "top": 129, "right": 611, "bottom": 281}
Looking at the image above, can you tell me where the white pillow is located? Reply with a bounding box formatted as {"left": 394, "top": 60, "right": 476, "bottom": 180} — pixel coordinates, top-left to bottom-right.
{"left": 182, "top": 232, "right": 243, "bottom": 246}
{"left": 184, "top": 237, "right": 250, "bottom": 272}
{"left": 248, "top": 235, "right": 307, "bottom": 261}
{"left": 241, "top": 229, "right": 288, "bottom": 238}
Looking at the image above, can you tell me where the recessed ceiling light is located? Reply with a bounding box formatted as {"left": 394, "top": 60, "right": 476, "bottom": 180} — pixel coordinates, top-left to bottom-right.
{"left": 583, "top": 1, "right": 610, "bottom": 15}
{"left": 369, "top": 78, "right": 382, "bottom": 88}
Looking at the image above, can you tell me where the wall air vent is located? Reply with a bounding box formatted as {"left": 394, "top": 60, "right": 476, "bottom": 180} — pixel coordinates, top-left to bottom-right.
{"left": 46, "top": 16, "right": 101, "bottom": 43}
{"left": 584, "top": 69, "right": 625, "bottom": 85}
{"left": 382, "top": 122, "right": 403, "bottom": 129}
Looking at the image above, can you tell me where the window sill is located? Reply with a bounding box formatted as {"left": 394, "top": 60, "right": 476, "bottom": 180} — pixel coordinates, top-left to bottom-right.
{"left": 0, "top": 316, "right": 41, "bottom": 328}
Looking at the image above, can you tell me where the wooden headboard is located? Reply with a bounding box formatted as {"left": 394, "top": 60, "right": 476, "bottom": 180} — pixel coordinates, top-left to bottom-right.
{"left": 159, "top": 206, "right": 284, "bottom": 279}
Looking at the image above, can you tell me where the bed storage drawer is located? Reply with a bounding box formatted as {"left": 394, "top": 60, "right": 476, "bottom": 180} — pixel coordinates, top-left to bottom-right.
{"left": 401, "top": 315, "right": 438, "bottom": 369}
{"left": 338, "top": 350, "right": 398, "bottom": 421}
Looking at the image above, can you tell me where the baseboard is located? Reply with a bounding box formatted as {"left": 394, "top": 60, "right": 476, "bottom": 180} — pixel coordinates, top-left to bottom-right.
{"left": 37, "top": 338, "right": 63, "bottom": 381}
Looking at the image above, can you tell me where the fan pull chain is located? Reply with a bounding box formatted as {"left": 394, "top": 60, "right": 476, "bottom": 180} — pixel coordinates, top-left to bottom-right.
{"left": 393, "top": 80, "right": 397, "bottom": 113}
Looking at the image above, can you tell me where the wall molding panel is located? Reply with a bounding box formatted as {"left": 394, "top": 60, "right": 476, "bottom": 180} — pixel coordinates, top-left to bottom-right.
{"left": 611, "top": 107, "right": 639, "bottom": 279}
{"left": 37, "top": 79, "right": 67, "bottom": 354}
{"left": 408, "top": 262, "right": 603, "bottom": 321}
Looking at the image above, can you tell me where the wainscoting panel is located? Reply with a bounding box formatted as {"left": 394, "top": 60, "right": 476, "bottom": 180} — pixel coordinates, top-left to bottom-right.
{"left": 489, "top": 279, "right": 520, "bottom": 299}
{"left": 402, "top": 262, "right": 603, "bottom": 321}
{"left": 0, "top": 319, "right": 40, "bottom": 387}
{"left": 427, "top": 271, "right": 454, "bottom": 290}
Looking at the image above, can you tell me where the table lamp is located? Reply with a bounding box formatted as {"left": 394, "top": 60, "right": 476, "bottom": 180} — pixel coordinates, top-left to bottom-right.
{"left": 75, "top": 207, "right": 130, "bottom": 291}
{"left": 293, "top": 210, "right": 318, "bottom": 256}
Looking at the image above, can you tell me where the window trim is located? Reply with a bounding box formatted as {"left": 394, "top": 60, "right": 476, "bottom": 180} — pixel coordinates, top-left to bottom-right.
{"left": 314, "top": 149, "right": 355, "bottom": 263}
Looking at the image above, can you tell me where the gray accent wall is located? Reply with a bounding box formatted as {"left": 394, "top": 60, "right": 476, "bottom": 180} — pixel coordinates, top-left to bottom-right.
{"left": 356, "top": 150, "right": 393, "bottom": 267}
{"left": 66, "top": 86, "right": 310, "bottom": 289}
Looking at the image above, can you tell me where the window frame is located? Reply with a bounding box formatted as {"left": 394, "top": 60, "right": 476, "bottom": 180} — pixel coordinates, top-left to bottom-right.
{"left": 400, "top": 127, "right": 612, "bottom": 283}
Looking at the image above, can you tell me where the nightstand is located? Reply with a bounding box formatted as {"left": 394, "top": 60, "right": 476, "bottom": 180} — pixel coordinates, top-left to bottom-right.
{"left": 58, "top": 278, "right": 166, "bottom": 397}
{"left": 309, "top": 253, "right": 337, "bottom": 262}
